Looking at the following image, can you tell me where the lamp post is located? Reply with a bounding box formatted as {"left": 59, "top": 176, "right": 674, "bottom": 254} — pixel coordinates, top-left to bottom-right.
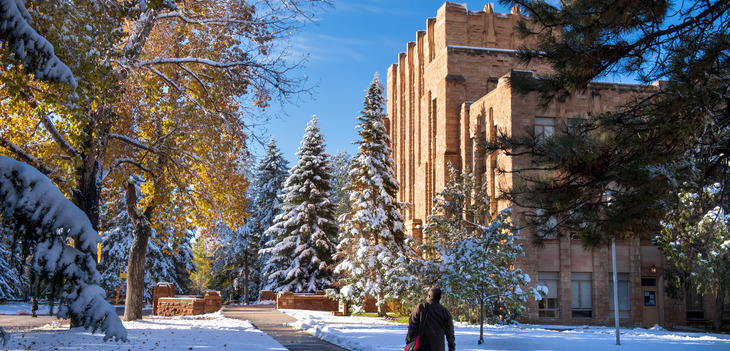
{"left": 612, "top": 237, "right": 620, "bottom": 345}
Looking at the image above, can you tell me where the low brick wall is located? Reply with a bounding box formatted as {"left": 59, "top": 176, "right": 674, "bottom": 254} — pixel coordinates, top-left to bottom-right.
{"left": 156, "top": 297, "right": 206, "bottom": 316}
{"left": 151, "top": 282, "right": 222, "bottom": 316}
{"left": 204, "top": 291, "right": 223, "bottom": 313}
{"left": 276, "top": 291, "right": 338, "bottom": 311}
{"left": 152, "top": 283, "right": 176, "bottom": 315}
{"left": 259, "top": 290, "right": 276, "bottom": 302}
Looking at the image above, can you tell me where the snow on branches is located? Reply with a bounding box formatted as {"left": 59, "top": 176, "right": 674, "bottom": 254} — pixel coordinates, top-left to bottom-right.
{"left": 0, "top": 0, "right": 76, "bottom": 86}
{"left": 335, "top": 74, "right": 414, "bottom": 316}
{"left": 261, "top": 117, "right": 338, "bottom": 293}
{"left": 0, "top": 156, "right": 126, "bottom": 341}
{"left": 420, "top": 166, "right": 544, "bottom": 326}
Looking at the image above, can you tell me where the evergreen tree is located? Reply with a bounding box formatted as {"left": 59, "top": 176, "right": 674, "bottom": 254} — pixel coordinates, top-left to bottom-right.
{"left": 0, "top": 156, "right": 126, "bottom": 341}
{"left": 262, "top": 116, "right": 338, "bottom": 293}
{"left": 211, "top": 138, "right": 288, "bottom": 300}
{"left": 145, "top": 230, "right": 177, "bottom": 299}
{"left": 420, "top": 166, "right": 544, "bottom": 341}
{"left": 0, "top": 230, "right": 25, "bottom": 300}
{"left": 335, "top": 74, "right": 414, "bottom": 316}
{"left": 254, "top": 138, "right": 290, "bottom": 291}
{"left": 99, "top": 208, "right": 133, "bottom": 303}
{"left": 209, "top": 225, "right": 237, "bottom": 299}
{"left": 330, "top": 150, "right": 353, "bottom": 219}
{"left": 655, "top": 183, "right": 730, "bottom": 330}
{"left": 489, "top": 1, "right": 730, "bottom": 246}
{"left": 171, "top": 233, "right": 196, "bottom": 295}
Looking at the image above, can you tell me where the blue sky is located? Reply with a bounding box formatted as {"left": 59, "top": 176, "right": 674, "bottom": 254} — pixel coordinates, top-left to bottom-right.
{"left": 251, "top": 1, "right": 513, "bottom": 163}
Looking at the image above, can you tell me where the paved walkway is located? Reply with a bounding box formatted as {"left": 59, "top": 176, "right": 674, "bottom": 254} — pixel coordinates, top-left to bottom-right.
{"left": 0, "top": 314, "right": 68, "bottom": 332}
{"left": 222, "top": 304, "right": 349, "bottom": 351}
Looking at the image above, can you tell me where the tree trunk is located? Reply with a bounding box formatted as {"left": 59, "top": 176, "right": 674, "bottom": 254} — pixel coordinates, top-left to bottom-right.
{"left": 479, "top": 295, "right": 485, "bottom": 344}
{"left": 72, "top": 156, "right": 101, "bottom": 231}
{"left": 123, "top": 181, "right": 153, "bottom": 321}
{"left": 243, "top": 270, "right": 249, "bottom": 304}
{"left": 713, "top": 282, "right": 726, "bottom": 330}
{"left": 377, "top": 294, "right": 387, "bottom": 317}
{"left": 70, "top": 108, "right": 110, "bottom": 233}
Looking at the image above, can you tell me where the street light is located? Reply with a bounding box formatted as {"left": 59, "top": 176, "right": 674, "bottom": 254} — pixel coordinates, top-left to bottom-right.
{"left": 612, "top": 238, "right": 620, "bottom": 346}
{"left": 651, "top": 264, "right": 657, "bottom": 275}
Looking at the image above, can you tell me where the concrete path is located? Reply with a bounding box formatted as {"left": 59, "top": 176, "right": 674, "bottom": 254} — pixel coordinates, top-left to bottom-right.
{"left": 0, "top": 314, "right": 68, "bottom": 332}
{"left": 222, "top": 304, "right": 349, "bottom": 351}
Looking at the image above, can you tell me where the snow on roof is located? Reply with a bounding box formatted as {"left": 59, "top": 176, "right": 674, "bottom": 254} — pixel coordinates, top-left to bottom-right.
{"left": 447, "top": 2, "right": 468, "bottom": 10}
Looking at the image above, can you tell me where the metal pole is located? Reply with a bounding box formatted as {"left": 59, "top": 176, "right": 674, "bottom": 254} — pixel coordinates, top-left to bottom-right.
{"left": 612, "top": 237, "right": 620, "bottom": 345}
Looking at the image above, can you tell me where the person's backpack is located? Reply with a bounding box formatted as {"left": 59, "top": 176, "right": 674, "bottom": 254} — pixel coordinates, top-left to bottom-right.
{"left": 405, "top": 303, "right": 429, "bottom": 351}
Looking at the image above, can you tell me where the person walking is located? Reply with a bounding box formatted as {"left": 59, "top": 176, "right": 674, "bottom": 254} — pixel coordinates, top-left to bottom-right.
{"left": 406, "top": 287, "right": 456, "bottom": 351}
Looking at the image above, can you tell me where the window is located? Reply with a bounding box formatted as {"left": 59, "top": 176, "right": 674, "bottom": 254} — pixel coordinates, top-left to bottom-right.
{"left": 538, "top": 272, "right": 559, "bottom": 318}
{"left": 571, "top": 272, "right": 592, "bottom": 318}
{"left": 567, "top": 118, "right": 583, "bottom": 129}
{"left": 686, "top": 288, "right": 704, "bottom": 320}
{"left": 567, "top": 116, "right": 589, "bottom": 132}
{"left": 609, "top": 273, "right": 630, "bottom": 319}
{"left": 535, "top": 117, "right": 555, "bottom": 139}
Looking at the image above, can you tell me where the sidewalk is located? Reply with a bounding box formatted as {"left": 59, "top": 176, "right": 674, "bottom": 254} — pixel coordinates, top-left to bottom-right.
{"left": 0, "top": 305, "right": 150, "bottom": 333}
{"left": 0, "top": 314, "right": 69, "bottom": 332}
{"left": 222, "top": 304, "right": 349, "bottom": 351}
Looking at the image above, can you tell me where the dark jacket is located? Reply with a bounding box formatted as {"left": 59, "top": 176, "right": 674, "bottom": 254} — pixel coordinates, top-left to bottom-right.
{"left": 406, "top": 301, "right": 455, "bottom": 351}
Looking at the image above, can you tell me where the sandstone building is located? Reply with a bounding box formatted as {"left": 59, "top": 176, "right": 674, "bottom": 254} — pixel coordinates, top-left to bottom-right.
{"left": 386, "top": 2, "right": 728, "bottom": 328}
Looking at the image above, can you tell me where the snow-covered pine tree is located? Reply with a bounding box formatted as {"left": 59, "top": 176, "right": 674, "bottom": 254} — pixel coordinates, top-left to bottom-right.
{"left": 145, "top": 230, "right": 177, "bottom": 298}
{"left": 231, "top": 223, "right": 262, "bottom": 302}
{"left": 330, "top": 150, "right": 353, "bottom": 219}
{"left": 0, "top": 0, "right": 76, "bottom": 86}
{"left": 0, "top": 156, "right": 126, "bottom": 341}
{"left": 421, "top": 166, "right": 544, "bottom": 341}
{"left": 335, "top": 74, "right": 414, "bottom": 317}
{"left": 210, "top": 139, "right": 288, "bottom": 302}
{"left": 0, "top": 229, "right": 25, "bottom": 300}
{"left": 209, "top": 225, "right": 238, "bottom": 298}
{"left": 99, "top": 206, "right": 134, "bottom": 303}
{"left": 262, "top": 117, "right": 338, "bottom": 293}
{"left": 252, "top": 138, "right": 289, "bottom": 293}
{"left": 171, "top": 232, "right": 196, "bottom": 295}
{"left": 656, "top": 183, "right": 730, "bottom": 330}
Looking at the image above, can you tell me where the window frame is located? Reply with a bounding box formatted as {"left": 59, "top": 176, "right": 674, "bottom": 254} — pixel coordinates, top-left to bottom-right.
{"left": 538, "top": 272, "right": 560, "bottom": 318}
{"left": 609, "top": 273, "right": 631, "bottom": 319}
{"left": 534, "top": 117, "right": 556, "bottom": 139}
{"left": 571, "top": 272, "right": 593, "bottom": 318}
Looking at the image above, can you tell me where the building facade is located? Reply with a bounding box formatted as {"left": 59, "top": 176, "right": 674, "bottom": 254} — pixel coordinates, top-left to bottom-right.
{"left": 386, "top": 2, "right": 729, "bottom": 328}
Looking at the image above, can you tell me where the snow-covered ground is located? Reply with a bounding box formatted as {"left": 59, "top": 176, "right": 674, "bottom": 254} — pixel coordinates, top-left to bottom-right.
{"left": 2, "top": 305, "right": 729, "bottom": 350}
{"left": 2, "top": 311, "right": 285, "bottom": 350}
{"left": 282, "top": 309, "right": 730, "bottom": 351}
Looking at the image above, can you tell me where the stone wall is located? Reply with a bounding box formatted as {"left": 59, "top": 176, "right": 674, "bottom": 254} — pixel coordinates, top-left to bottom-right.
{"left": 276, "top": 291, "right": 339, "bottom": 312}
{"left": 152, "top": 282, "right": 176, "bottom": 316}
{"left": 259, "top": 290, "right": 276, "bottom": 302}
{"left": 204, "top": 291, "right": 223, "bottom": 313}
{"left": 152, "top": 282, "right": 222, "bottom": 316}
{"left": 156, "top": 297, "right": 205, "bottom": 317}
